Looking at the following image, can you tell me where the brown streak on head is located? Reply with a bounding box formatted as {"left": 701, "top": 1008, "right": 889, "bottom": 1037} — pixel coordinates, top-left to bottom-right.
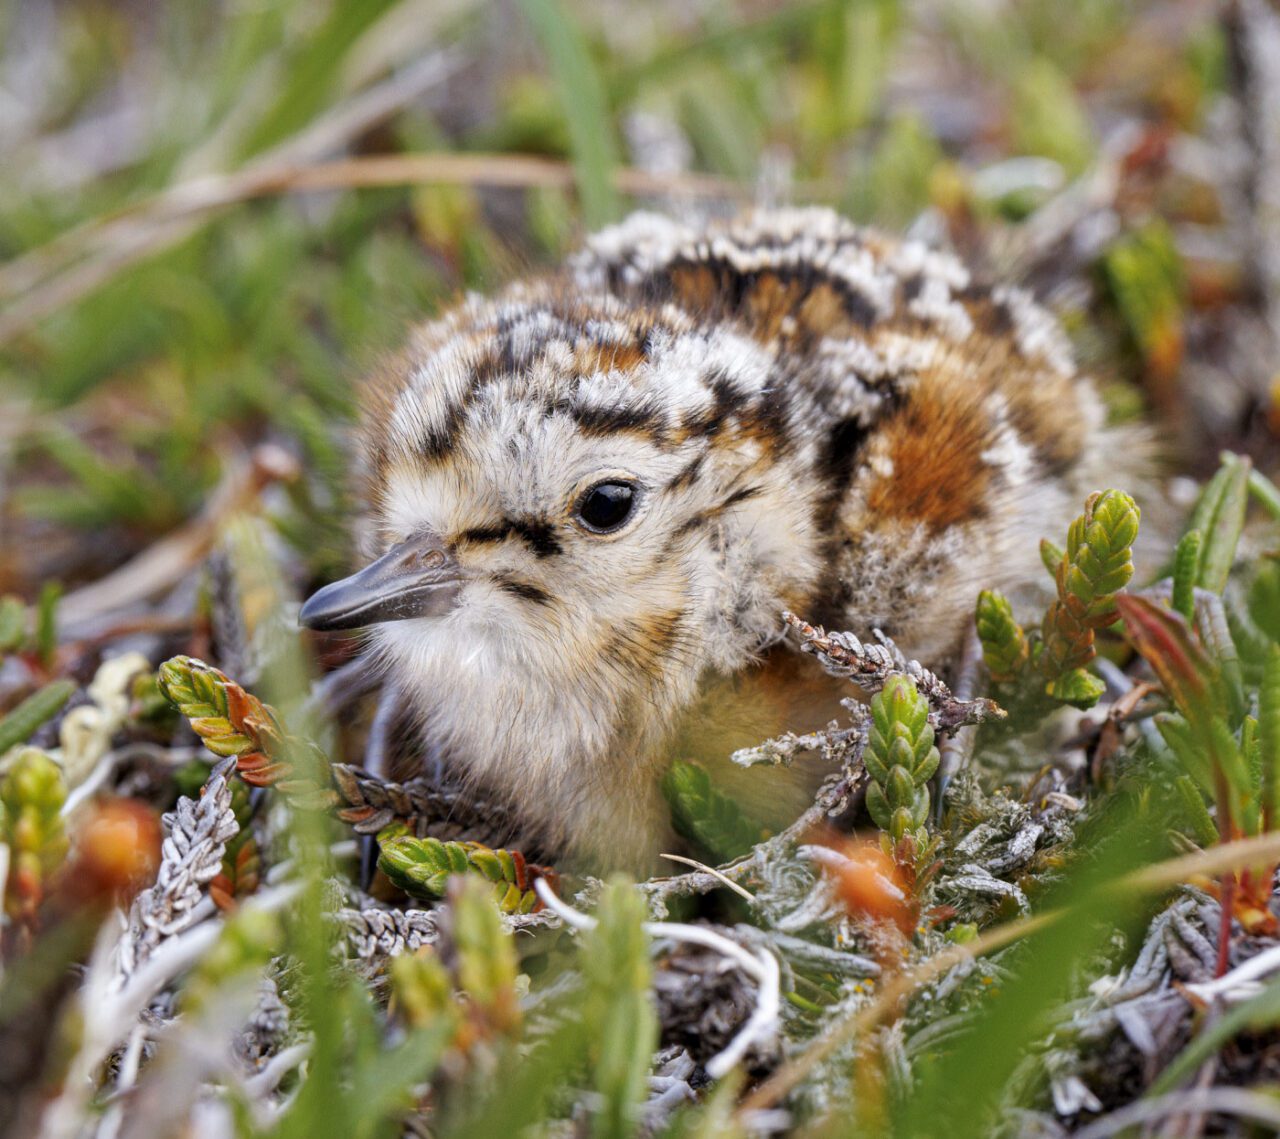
{"left": 865, "top": 371, "right": 994, "bottom": 532}
{"left": 1002, "top": 367, "right": 1089, "bottom": 477}
{"left": 743, "top": 272, "right": 804, "bottom": 343}
{"left": 660, "top": 263, "right": 878, "bottom": 352}
{"left": 609, "top": 609, "right": 686, "bottom": 687}
{"left": 667, "top": 264, "right": 719, "bottom": 312}
{"left": 570, "top": 339, "right": 648, "bottom": 376}
{"left": 457, "top": 524, "right": 514, "bottom": 546}
{"left": 493, "top": 575, "right": 553, "bottom": 605}
{"left": 794, "top": 281, "right": 849, "bottom": 339}
{"left": 959, "top": 323, "right": 1089, "bottom": 478}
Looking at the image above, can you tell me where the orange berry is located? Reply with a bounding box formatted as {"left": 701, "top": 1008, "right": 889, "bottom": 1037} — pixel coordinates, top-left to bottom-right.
{"left": 72, "top": 799, "right": 163, "bottom": 901}
{"left": 824, "top": 837, "right": 915, "bottom": 935}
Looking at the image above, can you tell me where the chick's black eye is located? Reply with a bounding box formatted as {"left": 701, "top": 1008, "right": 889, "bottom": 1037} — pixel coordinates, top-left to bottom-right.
{"left": 576, "top": 481, "right": 636, "bottom": 532}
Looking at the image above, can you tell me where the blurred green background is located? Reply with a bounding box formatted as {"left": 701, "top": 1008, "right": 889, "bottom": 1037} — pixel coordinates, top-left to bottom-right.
{"left": 0, "top": 0, "right": 1262, "bottom": 603}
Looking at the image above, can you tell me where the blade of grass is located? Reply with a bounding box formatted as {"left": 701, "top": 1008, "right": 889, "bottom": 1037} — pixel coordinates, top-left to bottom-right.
{"left": 233, "top": 0, "right": 401, "bottom": 161}
{"left": 1188, "top": 453, "right": 1252, "bottom": 594}
{"left": 0, "top": 680, "right": 76, "bottom": 755}
{"left": 1247, "top": 467, "right": 1280, "bottom": 521}
{"left": 518, "top": 0, "right": 620, "bottom": 228}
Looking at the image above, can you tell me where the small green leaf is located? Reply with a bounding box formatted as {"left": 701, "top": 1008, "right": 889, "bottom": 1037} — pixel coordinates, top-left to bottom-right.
{"left": 1187, "top": 452, "right": 1251, "bottom": 594}
{"left": 1171, "top": 529, "right": 1201, "bottom": 621}
{"left": 1157, "top": 714, "right": 1212, "bottom": 792}
{"left": 35, "top": 583, "right": 60, "bottom": 670}
{"left": 1248, "top": 560, "right": 1280, "bottom": 646}
{"left": 1173, "top": 774, "right": 1219, "bottom": 848}
{"left": 1195, "top": 591, "right": 1246, "bottom": 726}
{"left": 0, "top": 679, "right": 76, "bottom": 756}
{"left": 1242, "top": 716, "right": 1261, "bottom": 836}
{"left": 976, "top": 590, "right": 1029, "bottom": 682}
{"left": 0, "top": 596, "right": 27, "bottom": 653}
{"left": 376, "top": 833, "right": 542, "bottom": 914}
{"left": 1247, "top": 467, "right": 1280, "bottom": 522}
{"left": 662, "top": 760, "right": 768, "bottom": 863}
{"left": 1045, "top": 668, "right": 1105, "bottom": 709}
{"left": 1040, "top": 538, "right": 1065, "bottom": 578}
{"left": 1261, "top": 646, "right": 1280, "bottom": 830}
{"left": 866, "top": 782, "right": 892, "bottom": 831}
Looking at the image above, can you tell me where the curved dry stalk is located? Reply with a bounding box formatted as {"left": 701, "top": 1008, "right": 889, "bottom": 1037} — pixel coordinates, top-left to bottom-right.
{"left": 1070, "top": 1087, "right": 1280, "bottom": 1138}
{"left": 534, "top": 878, "right": 782, "bottom": 1080}
{"left": 57, "top": 445, "right": 299, "bottom": 632}
{"left": 659, "top": 853, "right": 756, "bottom": 902}
{"left": 0, "top": 155, "right": 756, "bottom": 344}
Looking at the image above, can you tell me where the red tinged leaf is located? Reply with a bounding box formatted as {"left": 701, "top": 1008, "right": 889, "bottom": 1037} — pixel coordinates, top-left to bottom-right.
{"left": 1115, "top": 594, "right": 1215, "bottom": 720}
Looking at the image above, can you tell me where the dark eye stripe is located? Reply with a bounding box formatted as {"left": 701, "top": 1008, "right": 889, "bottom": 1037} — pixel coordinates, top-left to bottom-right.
{"left": 456, "top": 519, "right": 560, "bottom": 557}
{"left": 493, "top": 576, "right": 552, "bottom": 604}
{"left": 458, "top": 525, "right": 513, "bottom": 545}
{"left": 510, "top": 518, "right": 562, "bottom": 558}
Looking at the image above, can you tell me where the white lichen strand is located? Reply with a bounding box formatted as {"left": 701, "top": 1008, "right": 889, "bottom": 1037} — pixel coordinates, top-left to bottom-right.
{"left": 340, "top": 906, "right": 443, "bottom": 958}
{"left": 116, "top": 768, "right": 239, "bottom": 981}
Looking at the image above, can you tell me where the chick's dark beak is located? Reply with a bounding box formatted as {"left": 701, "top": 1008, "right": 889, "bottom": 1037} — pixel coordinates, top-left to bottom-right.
{"left": 299, "top": 532, "right": 463, "bottom": 631}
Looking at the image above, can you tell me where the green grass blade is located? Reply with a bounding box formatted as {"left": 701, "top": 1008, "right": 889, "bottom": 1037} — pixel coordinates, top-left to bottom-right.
{"left": 235, "top": 0, "right": 401, "bottom": 161}
{"left": 1171, "top": 529, "right": 1201, "bottom": 621}
{"left": 583, "top": 877, "right": 657, "bottom": 1139}
{"left": 0, "top": 680, "right": 75, "bottom": 755}
{"left": 1262, "top": 646, "right": 1280, "bottom": 828}
{"left": 1188, "top": 453, "right": 1251, "bottom": 594}
{"left": 1247, "top": 467, "right": 1280, "bottom": 522}
{"left": 520, "top": 0, "right": 620, "bottom": 228}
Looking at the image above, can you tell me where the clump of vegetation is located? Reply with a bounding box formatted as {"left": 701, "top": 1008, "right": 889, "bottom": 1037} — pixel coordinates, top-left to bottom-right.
{"left": 977, "top": 489, "right": 1140, "bottom": 709}
{"left": 864, "top": 674, "right": 939, "bottom": 852}
{"left": 0, "top": 749, "right": 68, "bottom": 931}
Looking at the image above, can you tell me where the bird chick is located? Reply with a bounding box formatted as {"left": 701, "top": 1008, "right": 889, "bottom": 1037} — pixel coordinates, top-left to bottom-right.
{"left": 301, "top": 207, "right": 1127, "bottom": 876}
